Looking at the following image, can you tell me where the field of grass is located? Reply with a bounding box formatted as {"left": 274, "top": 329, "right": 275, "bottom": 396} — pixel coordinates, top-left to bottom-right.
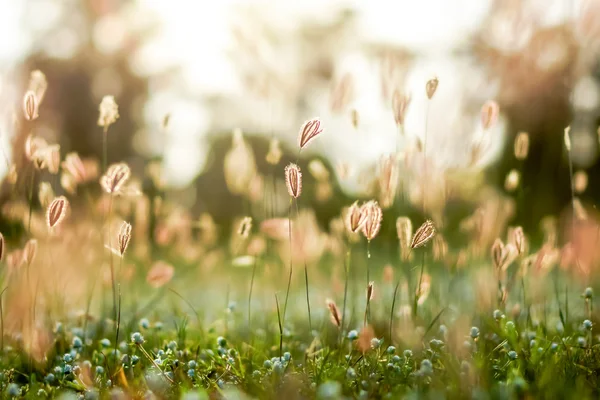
{"left": 1, "top": 89, "right": 599, "bottom": 400}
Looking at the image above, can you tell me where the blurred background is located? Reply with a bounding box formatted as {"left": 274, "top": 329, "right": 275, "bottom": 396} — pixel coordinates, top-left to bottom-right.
{"left": 1, "top": 0, "right": 600, "bottom": 238}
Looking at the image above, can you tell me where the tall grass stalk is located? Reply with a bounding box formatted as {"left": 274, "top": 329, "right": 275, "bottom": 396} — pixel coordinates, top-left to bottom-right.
{"left": 412, "top": 251, "right": 425, "bottom": 319}
{"left": 364, "top": 240, "right": 372, "bottom": 327}
{"left": 340, "top": 243, "right": 351, "bottom": 347}
{"left": 282, "top": 200, "right": 293, "bottom": 324}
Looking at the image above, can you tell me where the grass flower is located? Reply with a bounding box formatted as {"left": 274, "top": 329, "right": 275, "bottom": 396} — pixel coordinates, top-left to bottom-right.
{"left": 100, "top": 163, "right": 131, "bottom": 194}
{"left": 46, "top": 196, "right": 69, "bottom": 229}
{"left": 284, "top": 163, "right": 302, "bottom": 199}
{"left": 23, "top": 90, "right": 39, "bottom": 121}
{"left": 298, "top": 118, "right": 323, "bottom": 150}
{"left": 410, "top": 220, "right": 436, "bottom": 249}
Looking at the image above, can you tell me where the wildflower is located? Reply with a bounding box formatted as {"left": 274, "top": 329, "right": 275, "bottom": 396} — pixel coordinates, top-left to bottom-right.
{"left": 470, "top": 327, "right": 480, "bottom": 339}
{"left": 346, "top": 367, "right": 356, "bottom": 379}
{"left": 391, "top": 90, "right": 411, "bottom": 126}
{"left": 117, "top": 221, "right": 132, "bottom": 256}
{"left": 347, "top": 330, "right": 358, "bottom": 340}
{"left": 298, "top": 118, "right": 323, "bottom": 149}
{"left": 265, "top": 138, "right": 282, "bottom": 165}
{"left": 284, "top": 163, "right": 302, "bottom": 198}
{"left": 361, "top": 201, "right": 382, "bottom": 242}
{"left": 97, "top": 95, "right": 119, "bottom": 129}
{"left": 131, "top": 332, "right": 145, "bottom": 345}
{"left": 326, "top": 298, "right": 341, "bottom": 328}
{"left": 23, "top": 90, "right": 39, "bottom": 121}
{"left": 481, "top": 100, "right": 500, "bottom": 129}
{"left": 22, "top": 239, "right": 38, "bottom": 266}
{"left": 514, "top": 132, "right": 529, "bottom": 160}
{"left": 100, "top": 163, "right": 131, "bottom": 194}
{"left": 425, "top": 77, "right": 439, "bottom": 99}
{"left": 410, "top": 220, "right": 436, "bottom": 249}
{"left": 47, "top": 196, "right": 69, "bottom": 229}
{"left": 583, "top": 319, "right": 593, "bottom": 330}
{"left": 386, "top": 346, "right": 396, "bottom": 354}
{"left": 584, "top": 287, "right": 593, "bottom": 299}
{"left": 146, "top": 261, "right": 174, "bottom": 288}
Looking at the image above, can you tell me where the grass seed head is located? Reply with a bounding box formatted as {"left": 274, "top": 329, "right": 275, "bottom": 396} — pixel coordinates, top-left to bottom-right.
{"left": 23, "top": 239, "right": 38, "bottom": 266}
{"left": 326, "top": 298, "right": 341, "bottom": 328}
{"left": 574, "top": 170, "right": 588, "bottom": 193}
{"left": 285, "top": 163, "right": 302, "bottom": 199}
{"left": 97, "top": 95, "right": 119, "bottom": 129}
{"left": 564, "top": 126, "right": 571, "bottom": 151}
{"left": 100, "top": 163, "right": 131, "bottom": 194}
{"left": 46, "top": 196, "right": 69, "bottom": 229}
{"left": 23, "top": 90, "right": 39, "bottom": 121}
{"left": 425, "top": 77, "right": 439, "bottom": 100}
{"left": 481, "top": 100, "right": 500, "bottom": 130}
{"left": 345, "top": 201, "right": 369, "bottom": 234}
{"left": 298, "top": 118, "right": 323, "bottom": 150}
{"left": 118, "top": 221, "right": 132, "bottom": 256}
{"left": 237, "top": 217, "right": 252, "bottom": 239}
{"left": 361, "top": 201, "right": 383, "bottom": 242}
{"left": 266, "top": 138, "right": 282, "bottom": 165}
{"left": 514, "top": 132, "right": 529, "bottom": 160}
{"left": 411, "top": 220, "right": 436, "bottom": 249}
{"left": 391, "top": 90, "right": 411, "bottom": 126}
{"left": 28, "top": 70, "right": 48, "bottom": 105}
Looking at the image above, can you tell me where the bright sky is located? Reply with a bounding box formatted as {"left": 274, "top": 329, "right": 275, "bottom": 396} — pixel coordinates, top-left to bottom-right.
{"left": 0, "top": 0, "right": 591, "bottom": 187}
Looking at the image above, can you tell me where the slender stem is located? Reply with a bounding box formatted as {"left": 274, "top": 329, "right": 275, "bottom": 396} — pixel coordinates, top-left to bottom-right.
{"left": 390, "top": 280, "right": 400, "bottom": 344}
{"left": 0, "top": 287, "right": 7, "bottom": 352}
{"left": 282, "top": 200, "right": 293, "bottom": 323}
{"left": 294, "top": 199, "right": 312, "bottom": 332}
{"left": 248, "top": 256, "right": 257, "bottom": 325}
{"left": 27, "top": 167, "right": 35, "bottom": 234}
{"left": 423, "top": 101, "right": 430, "bottom": 213}
{"left": 340, "top": 244, "right": 351, "bottom": 347}
{"left": 413, "top": 251, "right": 425, "bottom": 319}
{"left": 103, "top": 126, "right": 108, "bottom": 173}
{"left": 137, "top": 343, "right": 174, "bottom": 384}
{"left": 275, "top": 294, "right": 283, "bottom": 360}
{"left": 364, "top": 240, "right": 371, "bottom": 327}
{"left": 114, "top": 256, "right": 123, "bottom": 373}
{"left": 107, "top": 196, "right": 116, "bottom": 320}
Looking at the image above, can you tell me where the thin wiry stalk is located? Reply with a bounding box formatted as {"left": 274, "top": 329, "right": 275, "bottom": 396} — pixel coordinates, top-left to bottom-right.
{"left": 364, "top": 240, "right": 371, "bottom": 327}
{"left": 390, "top": 280, "right": 400, "bottom": 344}
{"left": 27, "top": 167, "right": 35, "bottom": 234}
{"left": 248, "top": 256, "right": 258, "bottom": 325}
{"left": 282, "top": 200, "right": 293, "bottom": 323}
{"left": 413, "top": 251, "right": 425, "bottom": 319}
{"left": 423, "top": 101, "right": 430, "bottom": 212}
{"left": 340, "top": 243, "right": 352, "bottom": 348}
{"left": 275, "top": 293, "right": 283, "bottom": 361}
{"left": 0, "top": 286, "right": 7, "bottom": 352}
{"left": 294, "top": 199, "right": 312, "bottom": 332}
{"left": 136, "top": 343, "right": 174, "bottom": 384}
{"left": 567, "top": 145, "right": 576, "bottom": 242}
{"left": 107, "top": 196, "right": 117, "bottom": 321}
{"left": 102, "top": 126, "right": 108, "bottom": 173}
{"left": 114, "top": 255, "right": 123, "bottom": 374}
